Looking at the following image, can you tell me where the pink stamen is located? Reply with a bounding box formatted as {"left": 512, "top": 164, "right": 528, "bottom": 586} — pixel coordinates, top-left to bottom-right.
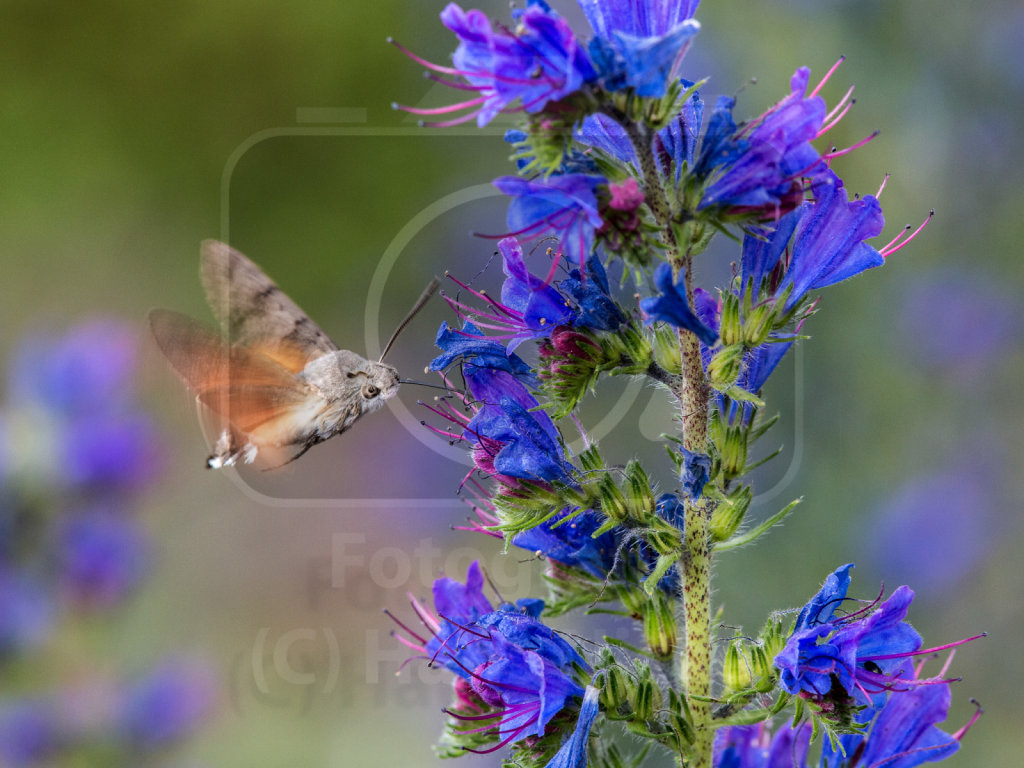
{"left": 818, "top": 97, "right": 854, "bottom": 138}
{"left": 880, "top": 210, "right": 934, "bottom": 258}
{"left": 408, "top": 596, "right": 442, "bottom": 635}
{"left": 393, "top": 633, "right": 427, "bottom": 652}
{"left": 387, "top": 37, "right": 462, "bottom": 75}
{"left": 421, "top": 112, "right": 486, "bottom": 129}
{"left": 460, "top": 719, "right": 536, "bottom": 754}
{"left": 384, "top": 608, "right": 428, "bottom": 646}
{"left": 395, "top": 96, "right": 488, "bottom": 116}
{"left": 876, "top": 173, "right": 890, "bottom": 198}
{"left": 425, "top": 73, "right": 483, "bottom": 91}
{"left": 952, "top": 699, "right": 983, "bottom": 741}
{"left": 864, "top": 633, "right": 985, "bottom": 662}
{"left": 822, "top": 130, "right": 879, "bottom": 160}
{"left": 823, "top": 84, "right": 855, "bottom": 124}
{"left": 445, "top": 275, "right": 525, "bottom": 321}
{"left": 809, "top": 56, "right": 846, "bottom": 99}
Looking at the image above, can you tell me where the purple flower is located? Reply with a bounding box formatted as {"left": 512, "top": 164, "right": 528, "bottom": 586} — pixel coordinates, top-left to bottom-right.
{"left": 397, "top": 562, "right": 590, "bottom": 752}
{"left": 57, "top": 507, "right": 147, "bottom": 609}
{"left": 4, "top": 319, "right": 162, "bottom": 491}
{"left": 640, "top": 263, "right": 719, "bottom": 346}
{"left": 581, "top": 0, "right": 701, "bottom": 97}
{"left": 819, "top": 667, "right": 974, "bottom": 768}
{"left": 776, "top": 565, "right": 929, "bottom": 709}
{"left": 494, "top": 174, "right": 605, "bottom": 275}
{"left": 775, "top": 170, "right": 886, "bottom": 310}
{"left": 119, "top": 659, "right": 216, "bottom": 749}
{"left": 395, "top": 1, "right": 596, "bottom": 127}
{"left": 696, "top": 67, "right": 830, "bottom": 216}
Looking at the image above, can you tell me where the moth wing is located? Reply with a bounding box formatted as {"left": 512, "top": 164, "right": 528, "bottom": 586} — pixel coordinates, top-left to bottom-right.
{"left": 149, "top": 309, "right": 317, "bottom": 448}
{"left": 199, "top": 240, "right": 338, "bottom": 368}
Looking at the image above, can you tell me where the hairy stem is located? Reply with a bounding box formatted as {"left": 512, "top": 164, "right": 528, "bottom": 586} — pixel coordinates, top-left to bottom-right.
{"left": 628, "top": 114, "right": 714, "bottom": 767}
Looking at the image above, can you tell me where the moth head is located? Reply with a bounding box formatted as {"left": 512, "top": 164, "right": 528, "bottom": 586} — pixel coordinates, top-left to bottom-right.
{"left": 303, "top": 351, "right": 400, "bottom": 409}
{"left": 348, "top": 360, "right": 400, "bottom": 405}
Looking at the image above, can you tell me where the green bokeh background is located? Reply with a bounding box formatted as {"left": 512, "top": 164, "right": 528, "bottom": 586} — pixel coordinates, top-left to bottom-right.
{"left": 2, "top": 1, "right": 1022, "bottom": 766}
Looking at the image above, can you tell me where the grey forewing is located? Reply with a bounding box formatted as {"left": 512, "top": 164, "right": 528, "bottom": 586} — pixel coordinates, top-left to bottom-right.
{"left": 199, "top": 240, "right": 338, "bottom": 357}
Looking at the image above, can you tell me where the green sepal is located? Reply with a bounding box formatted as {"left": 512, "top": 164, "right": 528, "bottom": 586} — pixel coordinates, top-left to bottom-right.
{"left": 714, "top": 497, "right": 801, "bottom": 552}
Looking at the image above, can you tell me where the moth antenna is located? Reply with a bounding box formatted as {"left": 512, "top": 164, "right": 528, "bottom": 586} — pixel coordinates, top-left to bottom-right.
{"left": 398, "top": 379, "right": 451, "bottom": 392}
{"left": 380, "top": 277, "right": 441, "bottom": 362}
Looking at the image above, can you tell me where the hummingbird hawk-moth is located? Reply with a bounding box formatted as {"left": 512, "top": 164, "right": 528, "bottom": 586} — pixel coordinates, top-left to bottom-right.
{"left": 150, "top": 240, "right": 436, "bottom": 469}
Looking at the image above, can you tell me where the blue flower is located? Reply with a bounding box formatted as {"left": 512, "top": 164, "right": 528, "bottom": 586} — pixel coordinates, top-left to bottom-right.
{"left": 494, "top": 173, "right": 605, "bottom": 274}
{"left": 679, "top": 448, "right": 712, "bottom": 500}
{"left": 581, "top": 0, "right": 702, "bottom": 97}
{"left": 544, "top": 685, "right": 600, "bottom": 768}
{"left": 396, "top": 1, "right": 596, "bottom": 127}
{"left": 429, "top": 320, "right": 535, "bottom": 381}
{"left": 561, "top": 255, "right": 626, "bottom": 332}
{"left": 696, "top": 67, "right": 828, "bottom": 215}
{"left": 460, "top": 361, "right": 576, "bottom": 485}
{"left": 775, "top": 564, "right": 924, "bottom": 708}
{"left": 640, "top": 263, "right": 719, "bottom": 346}
{"left": 512, "top": 508, "right": 618, "bottom": 580}
{"left": 441, "top": 240, "right": 623, "bottom": 354}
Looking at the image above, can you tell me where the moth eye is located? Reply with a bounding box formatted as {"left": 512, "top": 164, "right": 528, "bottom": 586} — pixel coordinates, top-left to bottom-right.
{"left": 362, "top": 384, "right": 380, "bottom": 399}
{"left": 347, "top": 372, "right": 356, "bottom": 379}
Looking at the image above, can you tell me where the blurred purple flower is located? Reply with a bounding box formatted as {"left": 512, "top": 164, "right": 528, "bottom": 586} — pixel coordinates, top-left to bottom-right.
{"left": 0, "top": 699, "right": 59, "bottom": 768}
{"left": 57, "top": 507, "right": 148, "bottom": 609}
{"left": 866, "top": 455, "right": 1007, "bottom": 592}
{"left": 896, "top": 269, "right": 1020, "bottom": 380}
{"left": 0, "top": 567, "right": 54, "bottom": 656}
{"left": 62, "top": 413, "right": 161, "bottom": 490}
{"left": 7, "top": 319, "right": 137, "bottom": 417}
{"left": 119, "top": 659, "right": 217, "bottom": 749}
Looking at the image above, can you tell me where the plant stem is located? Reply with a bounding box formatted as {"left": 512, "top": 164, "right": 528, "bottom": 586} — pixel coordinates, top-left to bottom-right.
{"left": 627, "top": 115, "right": 715, "bottom": 767}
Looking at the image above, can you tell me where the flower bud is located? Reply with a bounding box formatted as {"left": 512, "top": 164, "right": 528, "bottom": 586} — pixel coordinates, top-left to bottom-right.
{"left": 709, "top": 485, "right": 751, "bottom": 542}
{"left": 742, "top": 302, "right": 776, "bottom": 347}
{"left": 719, "top": 292, "right": 743, "bottom": 346}
{"left": 717, "top": 423, "right": 749, "bottom": 479}
{"left": 708, "top": 344, "right": 744, "bottom": 390}
{"left": 630, "top": 663, "right": 662, "bottom": 722}
{"left": 642, "top": 591, "right": 677, "bottom": 660}
{"left": 723, "top": 640, "right": 752, "bottom": 692}
{"left": 652, "top": 324, "right": 682, "bottom": 374}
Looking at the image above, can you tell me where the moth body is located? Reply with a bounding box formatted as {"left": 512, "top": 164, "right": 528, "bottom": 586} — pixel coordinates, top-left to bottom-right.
{"left": 151, "top": 241, "right": 403, "bottom": 469}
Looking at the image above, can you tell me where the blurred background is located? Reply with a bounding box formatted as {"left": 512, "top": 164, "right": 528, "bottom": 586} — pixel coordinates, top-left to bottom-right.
{"left": 1, "top": 0, "right": 1021, "bottom": 766}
